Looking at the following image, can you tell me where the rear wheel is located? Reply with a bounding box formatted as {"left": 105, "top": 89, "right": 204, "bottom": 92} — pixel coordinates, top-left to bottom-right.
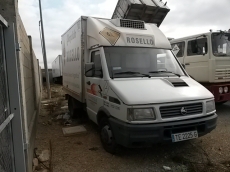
{"left": 100, "top": 118, "right": 117, "bottom": 154}
{"left": 68, "top": 96, "right": 87, "bottom": 120}
{"left": 68, "top": 97, "right": 74, "bottom": 117}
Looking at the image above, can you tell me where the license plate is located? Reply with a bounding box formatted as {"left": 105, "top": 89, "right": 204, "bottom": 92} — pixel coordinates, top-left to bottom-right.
{"left": 172, "top": 131, "right": 198, "bottom": 142}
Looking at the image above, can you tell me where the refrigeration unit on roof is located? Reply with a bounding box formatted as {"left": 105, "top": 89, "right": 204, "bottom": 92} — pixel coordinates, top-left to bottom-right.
{"left": 110, "top": 18, "right": 145, "bottom": 29}
{"left": 112, "top": 0, "right": 170, "bottom": 27}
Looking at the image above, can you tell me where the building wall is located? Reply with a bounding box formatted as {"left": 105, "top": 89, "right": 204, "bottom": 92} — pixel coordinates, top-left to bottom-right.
{"left": 0, "top": 0, "right": 42, "bottom": 171}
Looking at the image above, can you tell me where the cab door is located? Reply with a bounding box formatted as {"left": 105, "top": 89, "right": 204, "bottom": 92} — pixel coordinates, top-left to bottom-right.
{"left": 86, "top": 49, "right": 105, "bottom": 124}
{"left": 184, "top": 37, "right": 209, "bottom": 82}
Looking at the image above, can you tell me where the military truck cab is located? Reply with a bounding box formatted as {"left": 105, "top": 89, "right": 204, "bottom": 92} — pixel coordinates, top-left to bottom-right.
{"left": 171, "top": 31, "right": 230, "bottom": 103}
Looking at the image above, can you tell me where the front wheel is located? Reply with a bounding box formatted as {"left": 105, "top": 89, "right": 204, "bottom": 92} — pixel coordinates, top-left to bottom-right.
{"left": 100, "top": 118, "right": 117, "bottom": 154}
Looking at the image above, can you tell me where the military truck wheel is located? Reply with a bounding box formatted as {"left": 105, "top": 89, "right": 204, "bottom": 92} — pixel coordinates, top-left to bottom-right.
{"left": 100, "top": 118, "right": 117, "bottom": 154}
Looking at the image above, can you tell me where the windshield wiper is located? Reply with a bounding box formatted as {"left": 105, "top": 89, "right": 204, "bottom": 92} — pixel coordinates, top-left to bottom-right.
{"left": 149, "top": 71, "right": 181, "bottom": 77}
{"left": 114, "top": 71, "right": 151, "bottom": 78}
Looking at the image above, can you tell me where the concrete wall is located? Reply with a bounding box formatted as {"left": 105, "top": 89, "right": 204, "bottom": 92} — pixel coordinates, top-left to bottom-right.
{"left": 0, "top": 0, "right": 42, "bottom": 171}
{"left": 16, "top": 15, "right": 42, "bottom": 172}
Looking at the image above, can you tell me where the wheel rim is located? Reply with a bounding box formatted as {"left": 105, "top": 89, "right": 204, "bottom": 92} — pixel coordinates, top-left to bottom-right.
{"left": 101, "top": 125, "right": 113, "bottom": 145}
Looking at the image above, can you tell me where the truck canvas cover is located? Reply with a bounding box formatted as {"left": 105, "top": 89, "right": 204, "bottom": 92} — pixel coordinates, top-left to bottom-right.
{"left": 112, "top": 0, "right": 170, "bottom": 27}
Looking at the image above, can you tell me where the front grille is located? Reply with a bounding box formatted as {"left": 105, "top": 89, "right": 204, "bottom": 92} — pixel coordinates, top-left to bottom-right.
{"left": 120, "top": 19, "right": 145, "bottom": 29}
{"left": 215, "top": 69, "right": 230, "bottom": 81}
{"left": 160, "top": 103, "right": 203, "bottom": 119}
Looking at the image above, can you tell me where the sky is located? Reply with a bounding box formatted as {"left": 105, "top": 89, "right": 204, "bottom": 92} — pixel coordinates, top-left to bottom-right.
{"left": 18, "top": 0, "right": 230, "bottom": 68}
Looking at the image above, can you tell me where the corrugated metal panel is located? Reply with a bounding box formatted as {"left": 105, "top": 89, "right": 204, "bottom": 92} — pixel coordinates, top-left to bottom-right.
{"left": 215, "top": 68, "right": 230, "bottom": 82}
{"left": 112, "top": 0, "right": 170, "bottom": 27}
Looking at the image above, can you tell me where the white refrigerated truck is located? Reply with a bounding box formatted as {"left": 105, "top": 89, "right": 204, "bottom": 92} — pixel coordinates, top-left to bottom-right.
{"left": 171, "top": 31, "right": 230, "bottom": 104}
{"left": 52, "top": 55, "right": 62, "bottom": 83}
{"left": 62, "top": 16, "right": 217, "bottom": 153}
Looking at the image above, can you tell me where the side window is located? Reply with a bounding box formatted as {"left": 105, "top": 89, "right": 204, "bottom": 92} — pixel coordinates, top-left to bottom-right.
{"left": 187, "top": 38, "right": 208, "bottom": 56}
{"left": 91, "top": 51, "right": 103, "bottom": 78}
{"left": 171, "top": 42, "right": 185, "bottom": 58}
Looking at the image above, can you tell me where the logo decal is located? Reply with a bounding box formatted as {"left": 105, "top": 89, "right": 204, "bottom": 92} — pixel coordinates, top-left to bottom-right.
{"left": 172, "top": 44, "right": 180, "bottom": 56}
{"left": 99, "top": 28, "right": 120, "bottom": 46}
{"left": 181, "top": 107, "right": 187, "bottom": 115}
{"left": 125, "top": 34, "right": 155, "bottom": 47}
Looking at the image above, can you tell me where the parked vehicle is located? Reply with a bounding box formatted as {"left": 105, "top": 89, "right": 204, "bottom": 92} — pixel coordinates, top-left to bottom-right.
{"left": 62, "top": 16, "right": 217, "bottom": 153}
{"left": 52, "top": 55, "right": 62, "bottom": 84}
{"left": 171, "top": 30, "right": 230, "bottom": 104}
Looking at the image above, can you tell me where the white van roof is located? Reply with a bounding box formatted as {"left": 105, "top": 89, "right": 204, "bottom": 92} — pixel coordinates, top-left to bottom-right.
{"left": 87, "top": 17, "right": 171, "bottom": 49}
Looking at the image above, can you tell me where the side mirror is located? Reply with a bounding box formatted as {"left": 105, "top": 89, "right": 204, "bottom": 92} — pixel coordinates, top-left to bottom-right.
{"left": 85, "top": 63, "right": 95, "bottom": 77}
{"left": 203, "top": 47, "right": 206, "bottom": 56}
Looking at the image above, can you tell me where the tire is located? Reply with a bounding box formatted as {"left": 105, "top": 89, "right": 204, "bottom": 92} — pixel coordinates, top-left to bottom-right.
{"left": 99, "top": 117, "right": 117, "bottom": 154}
{"left": 68, "top": 97, "right": 77, "bottom": 118}
{"left": 68, "top": 97, "right": 85, "bottom": 119}
{"left": 68, "top": 97, "right": 73, "bottom": 117}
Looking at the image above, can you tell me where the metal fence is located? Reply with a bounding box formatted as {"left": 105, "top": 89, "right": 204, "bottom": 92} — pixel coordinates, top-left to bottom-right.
{"left": 0, "top": 25, "right": 14, "bottom": 172}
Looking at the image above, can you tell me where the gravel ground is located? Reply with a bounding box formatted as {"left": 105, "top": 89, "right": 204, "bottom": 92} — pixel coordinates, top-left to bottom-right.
{"left": 35, "top": 84, "right": 230, "bottom": 172}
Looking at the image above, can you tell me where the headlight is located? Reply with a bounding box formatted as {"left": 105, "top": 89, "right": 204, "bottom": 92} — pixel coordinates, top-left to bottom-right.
{"left": 224, "top": 86, "right": 229, "bottom": 93}
{"left": 219, "top": 87, "right": 223, "bottom": 94}
{"left": 127, "top": 108, "right": 156, "bottom": 121}
{"left": 206, "top": 100, "right": 216, "bottom": 114}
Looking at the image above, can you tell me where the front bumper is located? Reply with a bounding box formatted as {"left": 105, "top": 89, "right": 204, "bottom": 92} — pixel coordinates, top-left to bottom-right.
{"left": 109, "top": 114, "right": 217, "bottom": 148}
{"left": 206, "top": 84, "right": 230, "bottom": 102}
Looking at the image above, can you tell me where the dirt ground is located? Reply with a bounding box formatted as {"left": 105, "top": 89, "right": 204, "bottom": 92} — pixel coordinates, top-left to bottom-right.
{"left": 35, "top": 84, "right": 230, "bottom": 172}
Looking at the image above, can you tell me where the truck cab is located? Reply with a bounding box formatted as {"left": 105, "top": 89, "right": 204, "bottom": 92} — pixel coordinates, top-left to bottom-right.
{"left": 171, "top": 31, "right": 230, "bottom": 103}
{"left": 62, "top": 17, "right": 217, "bottom": 153}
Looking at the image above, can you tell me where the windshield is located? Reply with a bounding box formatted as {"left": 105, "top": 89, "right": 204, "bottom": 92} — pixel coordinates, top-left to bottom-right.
{"left": 104, "top": 47, "right": 185, "bottom": 78}
{"left": 212, "top": 33, "right": 230, "bottom": 57}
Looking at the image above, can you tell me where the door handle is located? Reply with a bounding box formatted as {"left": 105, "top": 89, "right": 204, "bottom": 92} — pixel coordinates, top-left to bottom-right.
{"left": 185, "top": 63, "right": 190, "bottom": 66}
{"left": 86, "top": 81, "right": 91, "bottom": 85}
